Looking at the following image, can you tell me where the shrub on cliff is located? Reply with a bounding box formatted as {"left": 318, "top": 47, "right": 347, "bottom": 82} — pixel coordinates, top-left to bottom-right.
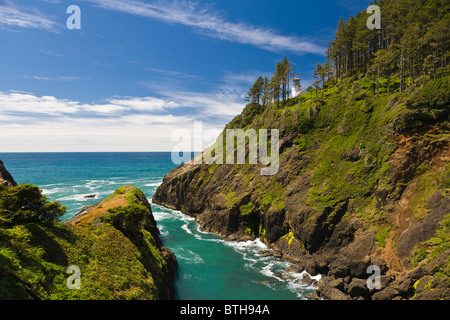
{"left": 0, "top": 184, "right": 66, "bottom": 226}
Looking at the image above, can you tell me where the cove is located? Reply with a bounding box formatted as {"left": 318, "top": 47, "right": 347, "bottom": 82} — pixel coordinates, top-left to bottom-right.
{"left": 0, "top": 152, "right": 318, "bottom": 300}
{"left": 151, "top": 203, "right": 318, "bottom": 300}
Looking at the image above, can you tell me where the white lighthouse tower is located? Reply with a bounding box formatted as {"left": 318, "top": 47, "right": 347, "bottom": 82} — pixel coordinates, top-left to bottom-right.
{"left": 291, "top": 75, "right": 302, "bottom": 98}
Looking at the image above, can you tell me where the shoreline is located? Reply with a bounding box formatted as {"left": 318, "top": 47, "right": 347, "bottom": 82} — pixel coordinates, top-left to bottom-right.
{"left": 150, "top": 201, "right": 321, "bottom": 300}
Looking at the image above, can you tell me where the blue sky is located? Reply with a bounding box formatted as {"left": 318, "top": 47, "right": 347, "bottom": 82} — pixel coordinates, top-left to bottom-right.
{"left": 0, "top": 0, "right": 369, "bottom": 152}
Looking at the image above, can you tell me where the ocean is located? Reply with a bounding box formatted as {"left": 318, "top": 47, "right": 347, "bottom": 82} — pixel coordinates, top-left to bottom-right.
{"left": 0, "top": 152, "right": 318, "bottom": 300}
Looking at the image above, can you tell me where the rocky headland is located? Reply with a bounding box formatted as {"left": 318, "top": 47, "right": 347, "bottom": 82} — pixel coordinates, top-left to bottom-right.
{"left": 0, "top": 161, "right": 177, "bottom": 300}
{"left": 153, "top": 61, "right": 450, "bottom": 300}
{"left": 153, "top": 111, "right": 449, "bottom": 301}
{"left": 153, "top": 0, "right": 450, "bottom": 299}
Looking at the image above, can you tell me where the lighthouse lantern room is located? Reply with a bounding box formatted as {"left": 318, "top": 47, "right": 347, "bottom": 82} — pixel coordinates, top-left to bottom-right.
{"left": 291, "top": 75, "right": 302, "bottom": 98}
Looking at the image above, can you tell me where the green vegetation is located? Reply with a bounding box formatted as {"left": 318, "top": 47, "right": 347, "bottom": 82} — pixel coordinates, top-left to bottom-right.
{"left": 285, "top": 232, "right": 295, "bottom": 248}
{"left": 327, "top": 0, "right": 450, "bottom": 90}
{"left": 0, "top": 221, "right": 158, "bottom": 299}
{"left": 374, "top": 226, "right": 391, "bottom": 248}
{"left": 240, "top": 202, "right": 254, "bottom": 216}
{"left": 259, "top": 179, "right": 285, "bottom": 211}
{"left": 0, "top": 185, "right": 171, "bottom": 300}
{"left": 0, "top": 184, "right": 66, "bottom": 226}
{"left": 103, "top": 204, "right": 169, "bottom": 299}
{"left": 225, "top": 191, "right": 237, "bottom": 206}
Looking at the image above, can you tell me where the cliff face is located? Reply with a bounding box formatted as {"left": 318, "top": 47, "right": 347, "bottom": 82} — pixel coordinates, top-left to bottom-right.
{"left": 153, "top": 75, "right": 450, "bottom": 300}
{"left": 0, "top": 169, "right": 177, "bottom": 300}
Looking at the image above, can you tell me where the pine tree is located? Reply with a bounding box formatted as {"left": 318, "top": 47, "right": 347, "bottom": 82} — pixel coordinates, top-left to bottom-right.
{"left": 246, "top": 76, "right": 265, "bottom": 105}
{"left": 325, "top": 0, "right": 450, "bottom": 92}
{"left": 313, "top": 63, "right": 327, "bottom": 97}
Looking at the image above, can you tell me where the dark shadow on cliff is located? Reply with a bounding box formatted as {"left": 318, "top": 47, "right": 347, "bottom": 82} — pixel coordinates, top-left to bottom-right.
{"left": 25, "top": 223, "right": 69, "bottom": 266}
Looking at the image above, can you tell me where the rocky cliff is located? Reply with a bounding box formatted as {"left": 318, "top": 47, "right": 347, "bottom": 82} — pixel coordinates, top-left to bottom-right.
{"left": 0, "top": 159, "right": 17, "bottom": 188}
{"left": 0, "top": 163, "right": 177, "bottom": 300}
{"left": 153, "top": 74, "right": 450, "bottom": 300}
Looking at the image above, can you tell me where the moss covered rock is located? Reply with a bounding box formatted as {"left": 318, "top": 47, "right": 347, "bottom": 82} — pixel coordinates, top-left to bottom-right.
{"left": 0, "top": 184, "right": 177, "bottom": 300}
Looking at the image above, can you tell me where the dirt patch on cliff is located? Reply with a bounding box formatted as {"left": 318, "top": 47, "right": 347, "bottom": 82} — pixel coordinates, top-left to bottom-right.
{"left": 68, "top": 186, "right": 135, "bottom": 225}
{"left": 374, "top": 236, "right": 404, "bottom": 273}
{"left": 385, "top": 126, "right": 450, "bottom": 269}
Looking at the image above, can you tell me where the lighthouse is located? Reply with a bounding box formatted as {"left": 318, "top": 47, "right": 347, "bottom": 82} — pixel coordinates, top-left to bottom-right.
{"left": 291, "top": 76, "right": 302, "bottom": 98}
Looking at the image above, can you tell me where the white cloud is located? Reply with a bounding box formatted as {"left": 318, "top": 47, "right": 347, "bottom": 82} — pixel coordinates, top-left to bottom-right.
{"left": 0, "top": 120, "right": 189, "bottom": 152}
{"left": 108, "top": 96, "right": 180, "bottom": 112}
{"left": 139, "top": 81, "right": 246, "bottom": 118}
{"left": 80, "top": 103, "right": 127, "bottom": 114}
{"left": 141, "top": 70, "right": 253, "bottom": 118}
{"left": 0, "top": 3, "right": 59, "bottom": 32}
{"left": 0, "top": 91, "right": 80, "bottom": 115}
{"left": 85, "top": 0, "right": 326, "bottom": 55}
{"left": 222, "top": 71, "right": 263, "bottom": 85}
{"left": 0, "top": 90, "right": 233, "bottom": 151}
{"left": 41, "top": 50, "right": 64, "bottom": 57}
{"left": 170, "top": 91, "right": 244, "bottom": 117}
{"left": 120, "top": 113, "right": 193, "bottom": 125}
{"left": 0, "top": 91, "right": 184, "bottom": 117}
{"left": 24, "top": 75, "right": 82, "bottom": 81}
{"left": 145, "top": 67, "right": 199, "bottom": 79}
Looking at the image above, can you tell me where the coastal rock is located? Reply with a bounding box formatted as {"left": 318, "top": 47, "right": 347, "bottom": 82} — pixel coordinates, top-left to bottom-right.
{"left": 346, "top": 148, "right": 362, "bottom": 162}
{"left": 371, "top": 286, "right": 402, "bottom": 300}
{"left": 346, "top": 278, "right": 371, "bottom": 299}
{"left": 396, "top": 196, "right": 450, "bottom": 268}
{"left": 68, "top": 185, "right": 178, "bottom": 299}
{"left": 317, "top": 277, "right": 351, "bottom": 300}
{"left": 301, "top": 273, "right": 315, "bottom": 286}
{"left": 413, "top": 275, "right": 450, "bottom": 300}
{"left": 0, "top": 159, "right": 17, "bottom": 188}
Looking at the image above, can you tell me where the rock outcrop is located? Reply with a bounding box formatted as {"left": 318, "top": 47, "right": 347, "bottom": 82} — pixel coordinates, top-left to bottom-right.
{"left": 0, "top": 160, "right": 17, "bottom": 188}
{"left": 68, "top": 185, "right": 178, "bottom": 299}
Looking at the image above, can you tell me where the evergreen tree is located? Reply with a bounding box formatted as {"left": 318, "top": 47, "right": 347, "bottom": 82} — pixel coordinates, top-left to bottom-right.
{"left": 0, "top": 184, "right": 66, "bottom": 226}
{"left": 313, "top": 63, "right": 327, "bottom": 97}
{"left": 246, "top": 76, "right": 265, "bottom": 105}
{"left": 326, "top": 0, "right": 450, "bottom": 90}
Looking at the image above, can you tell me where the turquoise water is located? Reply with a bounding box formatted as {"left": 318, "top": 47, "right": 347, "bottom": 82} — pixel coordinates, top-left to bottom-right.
{"left": 0, "top": 152, "right": 318, "bottom": 300}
